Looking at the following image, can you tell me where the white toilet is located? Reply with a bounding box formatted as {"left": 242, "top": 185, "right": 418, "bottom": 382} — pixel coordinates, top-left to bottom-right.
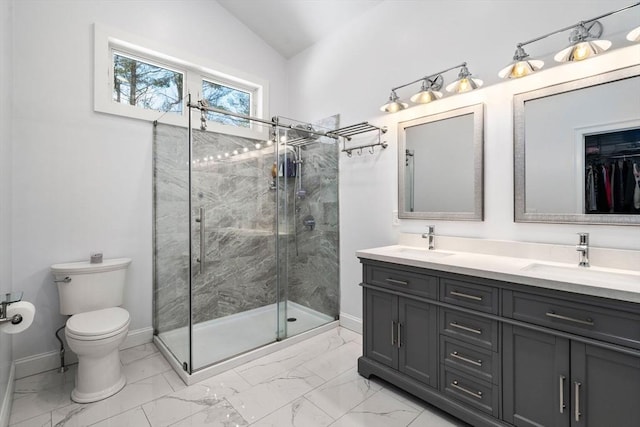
{"left": 51, "top": 258, "right": 132, "bottom": 403}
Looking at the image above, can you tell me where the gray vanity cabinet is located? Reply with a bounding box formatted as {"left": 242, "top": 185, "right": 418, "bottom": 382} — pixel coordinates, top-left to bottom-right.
{"left": 503, "top": 326, "right": 640, "bottom": 427}
{"left": 502, "top": 324, "right": 570, "bottom": 426}
{"left": 364, "top": 287, "right": 438, "bottom": 388}
{"left": 503, "top": 289, "right": 640, "bottom": 427}
{"left": 359, "top": 258, "right": 640, "bottom": 427}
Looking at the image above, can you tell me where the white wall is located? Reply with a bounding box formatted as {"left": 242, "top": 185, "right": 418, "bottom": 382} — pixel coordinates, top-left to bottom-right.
{"left": 1, "top": 0, "right": 14, "bottom": 418}
{"left": 286, "top": 0, "right": 640, "bottom": 322}
{"left": 10, "top": 0, "right": 288, "bottom": 360}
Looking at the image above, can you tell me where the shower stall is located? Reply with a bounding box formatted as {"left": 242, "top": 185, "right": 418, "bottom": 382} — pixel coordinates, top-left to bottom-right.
{"left": 152, "top": 106, "right": 340, "bottom": 380}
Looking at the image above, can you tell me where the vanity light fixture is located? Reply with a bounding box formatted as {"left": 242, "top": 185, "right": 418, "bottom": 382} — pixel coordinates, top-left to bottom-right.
{"left": 498, "top": 45, "right": 544, "bottom": 79}
{"left": 445, "top": 64, "right": 483, "bottom": 93}
{"left": 499, "top": 2, "right": 640, "bottom": 79}
{"left": 554, "top": 21, "right": 611, "bottom": 63}
{"left": 380, "top": 90, "right": 408, "bottom": 113}
{"left": 409, "top": 75, "right": 443, "bottom": 104}
{"left": 380, "top": 63, "right": 481, "bottom": 113}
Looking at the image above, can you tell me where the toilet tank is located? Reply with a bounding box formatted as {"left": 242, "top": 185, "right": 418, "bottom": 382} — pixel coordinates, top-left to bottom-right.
{"left": 51, "top": 258, "right": 132, "bottom": 315}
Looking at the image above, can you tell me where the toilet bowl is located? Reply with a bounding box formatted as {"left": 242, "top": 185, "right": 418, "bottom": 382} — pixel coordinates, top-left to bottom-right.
{"left": 51, "top": 257, "right": 132, "bottom": 403}
{"left": 65, "top": 307, "right": 130, "bottom": 403}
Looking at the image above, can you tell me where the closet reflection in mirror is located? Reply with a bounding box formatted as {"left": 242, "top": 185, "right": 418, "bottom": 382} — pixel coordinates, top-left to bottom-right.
{"left": 515, "top": 65, "right": 640, "bottom": 225}
{"left": 398, "top": 103, "right": 484, "bottom": 221}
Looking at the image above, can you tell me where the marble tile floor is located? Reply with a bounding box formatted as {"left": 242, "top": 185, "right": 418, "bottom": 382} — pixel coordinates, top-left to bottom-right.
{"left": 9, "top": 327, "right": 468, "bottom": 427}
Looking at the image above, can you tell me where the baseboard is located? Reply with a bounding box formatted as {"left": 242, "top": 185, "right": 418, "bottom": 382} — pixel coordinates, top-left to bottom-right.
{"left": 0, "top": 363, "right": 15, "bottom": 427}
{"left": 339, "top": 312, "right": 362, "bottom": 335}
{"left": 120, "top": 327, "right": 154, "bottom": 350}
{"left": 14, "top": 327, "right": 154, "bottom": 379}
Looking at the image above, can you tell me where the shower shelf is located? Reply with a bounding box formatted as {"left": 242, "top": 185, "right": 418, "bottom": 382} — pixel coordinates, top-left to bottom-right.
{"left": 327, "top": 122, "right": 388, "bottom": 157}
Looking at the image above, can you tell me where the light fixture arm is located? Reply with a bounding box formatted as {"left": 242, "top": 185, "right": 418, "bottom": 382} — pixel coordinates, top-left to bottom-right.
{"left": 389, "top": 62, "right": 467, "bottom": 92}
{"left": 515, "top": 1, "right": 639, "bottom": 48}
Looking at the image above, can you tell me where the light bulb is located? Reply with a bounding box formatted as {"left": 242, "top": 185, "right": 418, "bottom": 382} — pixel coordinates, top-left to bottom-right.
{"left": 267, "top": 140, "right": 273, "bottom": 146}
{"left": 217, "top": 154, "right": 222, "bottom": 160}
{"left": 573, "top": 42, "right": 590, "bottom": 61}
{"left": 458, "top": 78, "right": 471, "bottom": 93}
{"left": 243, "top": 147, "right": 249, "bottom": 153}
{"left": 255, "top": 143, "right": 261, "bottom": 149}
{"left": 512, "top": 62, "right": 528, "bottom": 78}
{"left": 232, "top": 150, "right": 238, "bottom": 155}
{"left": 224, "top": 152, "right": 229, "bottom": 157}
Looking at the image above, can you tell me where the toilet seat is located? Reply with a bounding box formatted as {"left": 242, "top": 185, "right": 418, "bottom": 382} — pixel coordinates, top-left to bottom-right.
{"left": 66, "top": 307, "right": 130, "bottom": 341}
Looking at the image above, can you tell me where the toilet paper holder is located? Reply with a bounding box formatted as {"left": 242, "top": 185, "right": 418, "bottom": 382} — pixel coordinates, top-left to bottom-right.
{"left": 0, "top": 292, "right": 24, "bottom": 325}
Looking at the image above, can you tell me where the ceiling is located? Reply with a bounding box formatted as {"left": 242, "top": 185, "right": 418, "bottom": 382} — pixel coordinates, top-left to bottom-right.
{"left": 217, "top": 0, "right": 383, "bottom": 59}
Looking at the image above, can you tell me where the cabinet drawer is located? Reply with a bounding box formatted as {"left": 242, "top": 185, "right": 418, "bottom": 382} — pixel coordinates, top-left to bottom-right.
{"left": 507, "top": 291, "right": 640, "bottom": 350}
{"left": 441, "top": 336, "right": 498, "bottom": 384}
{"left": 441, "top": 366, "right": 498, "bottom": 417}
{"left": 365, "top": 264, "right": 438, "bottom": 299}
{"left": 441, "top": 309, "right": 498, "bottom": 351}
{"left": 441, "top": 278, "right": 498, "bottom": 314}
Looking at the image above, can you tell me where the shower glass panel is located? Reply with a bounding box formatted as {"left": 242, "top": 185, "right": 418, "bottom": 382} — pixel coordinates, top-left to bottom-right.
{"left": 276, "top": 116, "right": 340, "bottom": 339}
{"left": 153, "top": 124, "right": 191, "bottom": 368}
{"left": 153, "top": 113, "right": 339, "bottom": 376}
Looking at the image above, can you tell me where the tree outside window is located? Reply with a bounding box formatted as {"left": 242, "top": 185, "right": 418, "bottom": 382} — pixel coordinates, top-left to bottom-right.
{"left": 202, "top": 80, "right": 251, "bottom": 128}
{"left": 113, "top": 53, "right": 183, "bottom": 114}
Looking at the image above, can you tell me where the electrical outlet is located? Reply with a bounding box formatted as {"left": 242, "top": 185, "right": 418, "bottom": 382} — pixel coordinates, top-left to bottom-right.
{"left": 392, "top": 210, "right": 400, "bottom": 226}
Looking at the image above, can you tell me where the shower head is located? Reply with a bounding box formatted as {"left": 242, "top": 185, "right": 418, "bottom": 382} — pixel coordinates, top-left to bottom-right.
{"left": 289, "top": 124, "right": 321, "bottom": 142}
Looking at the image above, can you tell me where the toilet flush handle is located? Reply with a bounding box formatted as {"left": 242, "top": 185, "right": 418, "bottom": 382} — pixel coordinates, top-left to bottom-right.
{"left": 54, "top": 277, "right": 72, "bottom": 284}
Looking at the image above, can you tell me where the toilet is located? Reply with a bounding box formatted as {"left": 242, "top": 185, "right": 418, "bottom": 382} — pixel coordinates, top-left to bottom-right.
{"left": 51, "top": 258, "right": 132, "bottom": 403}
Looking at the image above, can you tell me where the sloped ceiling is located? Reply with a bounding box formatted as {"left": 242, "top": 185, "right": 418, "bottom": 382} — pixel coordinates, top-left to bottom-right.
{"left": 217, "top": 0, "right": 383, "bottom": 59}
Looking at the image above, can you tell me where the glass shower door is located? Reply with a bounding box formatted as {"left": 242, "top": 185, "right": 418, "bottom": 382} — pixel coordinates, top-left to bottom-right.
{"left": 189, "top": 128, "right": 278, "bottom": 371}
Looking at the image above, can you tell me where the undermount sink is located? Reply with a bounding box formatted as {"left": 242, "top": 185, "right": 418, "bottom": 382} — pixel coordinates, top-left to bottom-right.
{"left": 522, "top": 263, "right": 640, "bottom": 288}
{"left": 387, "top": 246, "right": 454, "bottom": 259}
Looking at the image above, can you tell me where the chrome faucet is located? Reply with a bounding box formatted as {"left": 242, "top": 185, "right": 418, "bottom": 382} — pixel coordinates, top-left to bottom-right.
{"left": 576, "top": 233, "right": 590, "bottom": 267}
{"left": 422, "top": 225, "right": 435, "bottom": 250}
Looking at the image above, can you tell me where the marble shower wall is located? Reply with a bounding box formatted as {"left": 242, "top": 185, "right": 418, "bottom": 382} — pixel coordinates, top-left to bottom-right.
{"left": 153, "top": 117, "right": 339, "bottom": 334}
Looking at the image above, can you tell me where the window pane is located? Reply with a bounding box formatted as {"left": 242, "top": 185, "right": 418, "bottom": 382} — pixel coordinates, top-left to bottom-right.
{"left": 202, "top": 80, "right": 251, "bottom": 128}
{"left": 112, "top": 53, "right": 183, "bottom": 114}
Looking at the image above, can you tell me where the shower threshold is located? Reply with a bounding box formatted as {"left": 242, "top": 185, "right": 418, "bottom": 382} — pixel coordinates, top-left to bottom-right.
{"left": 154, "top": 301, "right": 337, "bottom": 385}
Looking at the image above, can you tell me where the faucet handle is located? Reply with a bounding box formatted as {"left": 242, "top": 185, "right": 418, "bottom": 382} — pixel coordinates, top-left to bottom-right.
{"left": 577, "top": 232, "right": 589, "bottom": 245}
{"left": 427, "top": 225, "right": 435, "bottom": 234}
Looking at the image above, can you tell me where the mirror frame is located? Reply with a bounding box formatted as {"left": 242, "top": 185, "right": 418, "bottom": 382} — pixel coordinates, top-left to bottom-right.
{"left": 514, "top": 65, "right": 640, "bottom": 225}
{"left": 398, "top": 103, "right": 484, "bottom": 221}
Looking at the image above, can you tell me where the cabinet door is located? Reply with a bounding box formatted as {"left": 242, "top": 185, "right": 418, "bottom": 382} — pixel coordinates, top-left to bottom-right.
{"left": 398, "top": 297, "right": 438, "bottom": 388}
{"left": 503, "top": 324, "right": 570, "bottom": 427}
{"left": 364, "top": 289, "right": 398, "bottom": 368}
{"left": 571, "top": 343, "right": 640, "bottom": 427}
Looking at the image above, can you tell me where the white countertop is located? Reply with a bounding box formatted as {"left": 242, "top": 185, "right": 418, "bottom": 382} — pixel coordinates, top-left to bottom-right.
{"left": 356, "top": 244, "right": 640, "bottom": 304}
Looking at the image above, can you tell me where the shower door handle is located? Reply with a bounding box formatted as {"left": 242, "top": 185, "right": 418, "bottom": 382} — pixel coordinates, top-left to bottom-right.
{"left": 196, "top": 207, "right": 205, "bottom": 274}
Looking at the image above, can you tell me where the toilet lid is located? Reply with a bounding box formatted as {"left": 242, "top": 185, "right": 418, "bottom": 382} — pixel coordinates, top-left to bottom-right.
{"left": 66, "top": 307, "right": 130, "bottom": 337}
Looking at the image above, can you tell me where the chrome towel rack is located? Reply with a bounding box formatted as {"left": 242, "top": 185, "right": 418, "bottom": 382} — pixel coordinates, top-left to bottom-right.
{"left": 327, "top": 122, "right": 387, "bottom": 157}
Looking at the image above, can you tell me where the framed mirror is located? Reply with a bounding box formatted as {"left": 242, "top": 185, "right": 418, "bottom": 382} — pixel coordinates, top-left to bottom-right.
{"left": 398, "top": 103, "right": 484, "bottom": 221}
{"left": 514, "top": 65, "right": 640, "bottom": 225}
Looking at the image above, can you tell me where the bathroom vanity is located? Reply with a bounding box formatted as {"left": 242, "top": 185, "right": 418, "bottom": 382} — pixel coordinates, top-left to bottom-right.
{"left": 357, "top": 241, "right": 640, "bottom": 427}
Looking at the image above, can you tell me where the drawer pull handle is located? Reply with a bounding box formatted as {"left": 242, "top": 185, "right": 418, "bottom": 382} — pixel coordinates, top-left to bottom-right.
{"left": 385, "top": 278, "right": 408, "bottom": 286}
{"left": 451, "top": 380, "right": 483, "bottom": 399}
{"left": 575, "top": 381, "right": 582, "bottom": 422}
{"left": 559, "top": 375, "right": 566, "bottom": 414}
{"left": 450, "top": 290, "right": 483, "bottom": 301}
{"left": 449, "top": 321, "right": 482, "bottom": 335}
{"left": 451, "top": 351, "right": 482, "bottom": 367}
{"left": 545, "top": 311, "right": 594, "bottom": 326}
{"left": 397, "top": 322, "right": 402, "bottom": 348}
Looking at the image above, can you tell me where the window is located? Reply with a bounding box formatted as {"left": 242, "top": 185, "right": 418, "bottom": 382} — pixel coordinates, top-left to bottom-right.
{"left": 94, "top": 23, "right": 269, "bottom": 139}
{"left": 112, "top": 52, "right": 184, "bottom": 114}
{"left": 202, "top": 80, "right": 250, "bottom": 128}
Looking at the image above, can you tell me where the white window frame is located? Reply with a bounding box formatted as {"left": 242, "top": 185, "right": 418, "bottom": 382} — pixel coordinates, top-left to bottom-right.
{"left": 94, "top": 23, "right": 269, "bottom": 140}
